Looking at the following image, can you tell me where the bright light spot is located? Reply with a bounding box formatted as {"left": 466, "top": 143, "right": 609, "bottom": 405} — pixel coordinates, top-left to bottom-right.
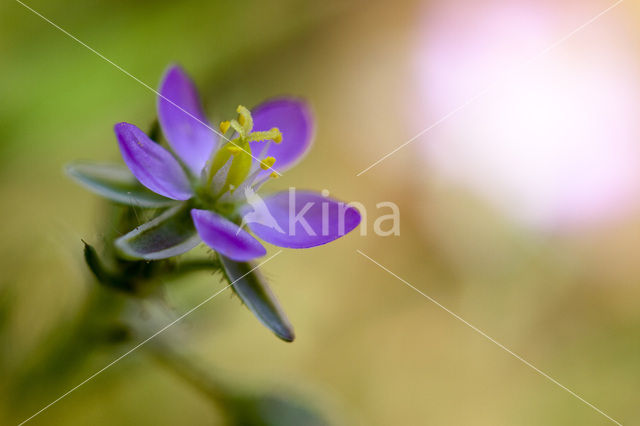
{"left": 414, "top": 0, "right": 640, "bottom": 230}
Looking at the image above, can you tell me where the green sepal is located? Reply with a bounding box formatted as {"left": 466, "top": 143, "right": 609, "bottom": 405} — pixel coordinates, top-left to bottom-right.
{"left": 115, "top": 204, "right": 200, "bottom": 260}
{"left": 220, "top": 256, "right": 294, "bottom": 342}
{"left": 66, "top": 162, "right": 177, "bottom": 208}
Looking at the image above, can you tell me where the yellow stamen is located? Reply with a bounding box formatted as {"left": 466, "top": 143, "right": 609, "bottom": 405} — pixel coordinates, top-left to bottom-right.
{"left": 236, "top": 105, "right": 253, "bottom": 133}
{"left": 247, "top": 128, "right": 282, "bottom": 144}
{"left": 260, "top": 156, "right": 276, "bottom": 170}
{"left": 229, "top": 119, "right": 244, "bottom": 136}
{"left": 272, "top": 128, "right": 282, "bottom": 143}
{"left": 205, "top": 104, "right": 285, "bottom": 193}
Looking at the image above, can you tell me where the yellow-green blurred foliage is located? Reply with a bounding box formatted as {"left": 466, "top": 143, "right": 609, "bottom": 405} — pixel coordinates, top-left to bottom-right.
{"left": 1, "top": 0, "right": 639, "bottom": 425}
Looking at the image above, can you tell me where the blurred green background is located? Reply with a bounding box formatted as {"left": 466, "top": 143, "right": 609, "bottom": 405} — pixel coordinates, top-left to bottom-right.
{"left": 1, "top": 0, "right": 640, "bottom": 424}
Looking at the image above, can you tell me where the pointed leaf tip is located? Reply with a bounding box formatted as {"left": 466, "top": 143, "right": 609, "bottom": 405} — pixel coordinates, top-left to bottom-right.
{"left": 220, "top": 256, "right": 295, "bottom": 342}
{"left": 82, "top": 241, "right": 134, "bottom": 292}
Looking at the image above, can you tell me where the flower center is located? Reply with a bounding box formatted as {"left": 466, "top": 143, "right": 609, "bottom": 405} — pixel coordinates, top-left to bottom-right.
{"left": 201, "top": 105, "right": 282, "bottom": 204}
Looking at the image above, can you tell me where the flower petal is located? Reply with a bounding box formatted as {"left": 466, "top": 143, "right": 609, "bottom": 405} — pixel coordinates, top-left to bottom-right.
{"left": 158, "top": 65, "right": 216, "bottom": 173}
{"left": 220, "top": 256, "right": 295, "bottom": 342}
{"left": 244, "top": 190, "right": 361, "bottom": 248}
{"left": 115, "top": 122, "right": 193, "bottom": 200}
{"left": 191, "top": 209, "right": 266, "bottom": 261}
{"left": 115, "top": 205, "right": 201, "bottom": 260}
{"left": 250, "top": 98, "right": 314, "bottom": 175}
{"left": 66, "top": 162, "right": 177, "bottom": 208}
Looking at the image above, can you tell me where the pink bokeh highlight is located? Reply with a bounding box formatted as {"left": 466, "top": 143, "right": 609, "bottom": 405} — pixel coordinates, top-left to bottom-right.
{"left": 413, "top": 0, "right": 640, "bottom": 230}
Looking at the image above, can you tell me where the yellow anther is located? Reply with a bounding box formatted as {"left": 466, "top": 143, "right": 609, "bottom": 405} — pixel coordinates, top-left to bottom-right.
{"left": 219, "top": 121, "right": 231, "bottom": 134}
{"left": 270, "top": 171, "right": 279, "bottom": 178}
{"left": 272, "top": 128, "right": 283, "bottom": 144}
{"left": 260, "top": 156, "right": 276, "bottom": 170}
{"left": 236, "top": 105, "right": 253, "bottom": 133}
{"left": 247, "top": 128, "right": 283, "bottom": 144}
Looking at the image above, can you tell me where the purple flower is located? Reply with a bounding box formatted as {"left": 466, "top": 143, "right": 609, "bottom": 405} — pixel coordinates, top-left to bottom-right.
{"left": 70, "top": 65, "right": 361, "bottom": 263}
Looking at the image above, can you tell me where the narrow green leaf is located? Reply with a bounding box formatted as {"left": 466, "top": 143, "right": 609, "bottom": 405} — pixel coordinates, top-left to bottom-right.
{"left": 66, "top": 162, "right": 177, "bottom": 208}
{"left": 115, "top": 205, "right": 200, "bottom": 260}
{"left": 220, "top": 256, "right": 295, "bottom": 342}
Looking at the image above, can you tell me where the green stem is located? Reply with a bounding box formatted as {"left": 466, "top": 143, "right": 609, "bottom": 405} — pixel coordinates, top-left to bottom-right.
{"left": 144, "top": 337, "right": 235, "bottom": 408}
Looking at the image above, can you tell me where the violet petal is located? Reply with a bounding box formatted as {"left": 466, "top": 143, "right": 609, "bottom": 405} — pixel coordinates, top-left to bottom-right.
{"left": 115, "top": 122, "right": 193, "bottom": 200}
{"left": 245, "top": 190, "right": 360, "bottom": 248}
{"left": 250, "top": 98, "right": 314, "bottom": 176}
{"left": 191, "top": 209, "right": 266, "bottom": 261}
{"left": 158, "top": 65, "right": 216, "bottom": 173}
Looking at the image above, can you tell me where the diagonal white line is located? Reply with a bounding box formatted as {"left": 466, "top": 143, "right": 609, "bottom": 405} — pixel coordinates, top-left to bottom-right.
{"left": 18, "top": 251, "right": 283, "bottom": 426}
{"left": 14, "top": 0, "right": 282, "bottom": 176}
{"left": 356, "top": 0, "right": 624, "bottom": 176}
{"left": 356, "top": 249, "right": 623, "bottom": 426}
